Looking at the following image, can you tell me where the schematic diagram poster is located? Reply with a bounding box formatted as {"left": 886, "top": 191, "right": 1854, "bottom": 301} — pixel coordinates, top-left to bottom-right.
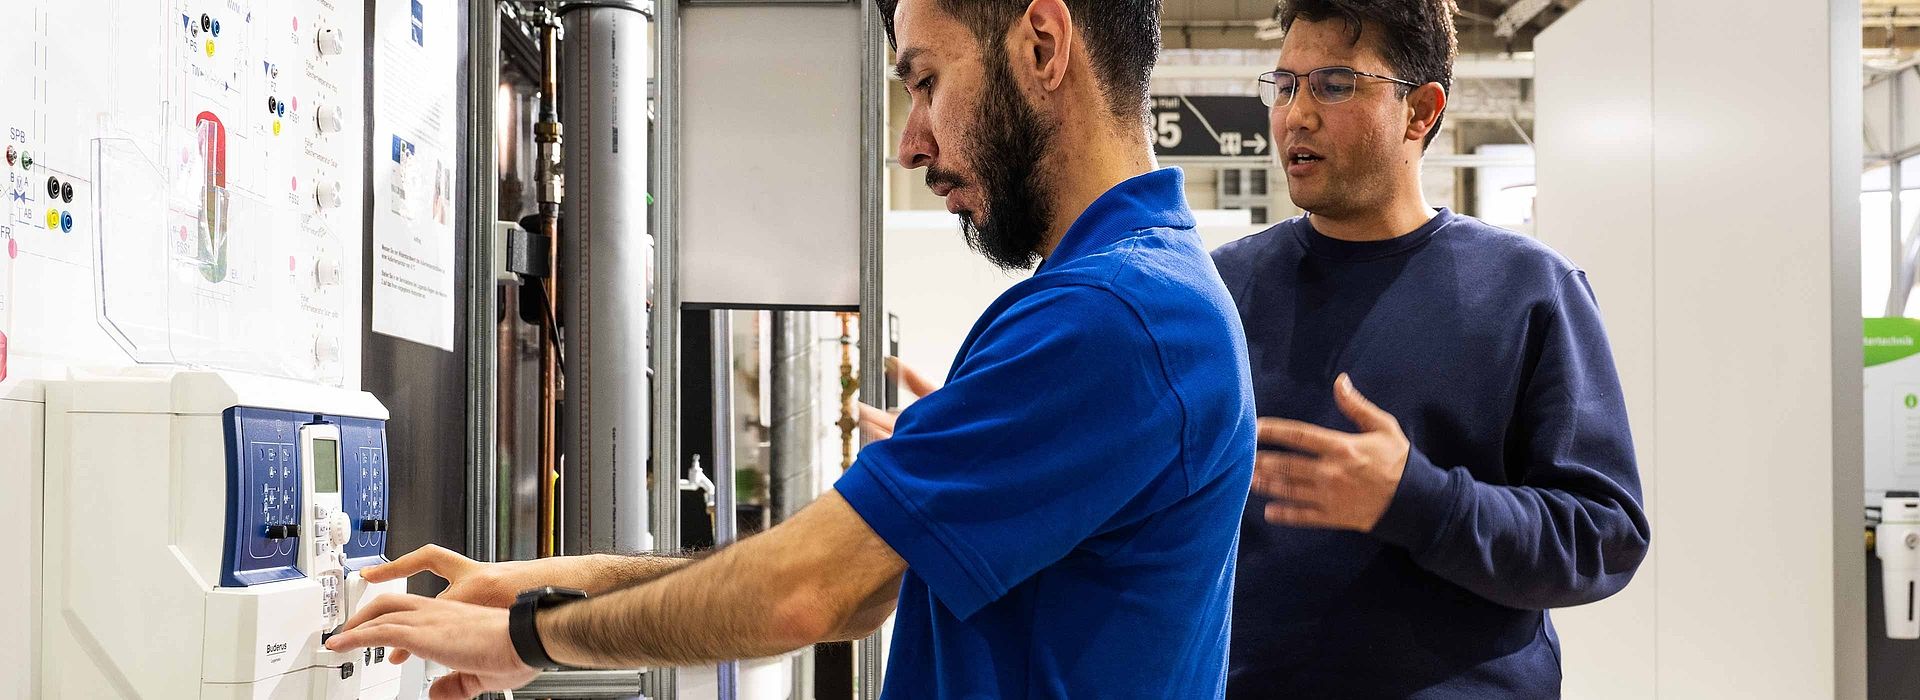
{"left": 370, "top": 0, "right": 456, "bottom": 351}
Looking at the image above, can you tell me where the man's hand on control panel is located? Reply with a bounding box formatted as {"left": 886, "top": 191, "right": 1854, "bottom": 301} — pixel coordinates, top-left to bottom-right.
{"left": 360, "top": 545, "right": 697, "bottom": 664}
{"left": 325, "top": 593, "right": 535, "bottom": 700}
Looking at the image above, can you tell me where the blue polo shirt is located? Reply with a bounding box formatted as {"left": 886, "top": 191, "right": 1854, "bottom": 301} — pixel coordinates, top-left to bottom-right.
{"left": 836, "top": 168, "right": 1256, "bottom": 699}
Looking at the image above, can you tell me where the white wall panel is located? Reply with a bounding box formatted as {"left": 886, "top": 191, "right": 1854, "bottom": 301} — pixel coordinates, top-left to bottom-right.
{"left": 0, "top": 395, "right": 43, "bottom": 700}
{"left": 1651, "top": 0, "right": 1859, "bottom": 696}
{"left": 1535, "top": 0, "right": 1865, "bottom": 697}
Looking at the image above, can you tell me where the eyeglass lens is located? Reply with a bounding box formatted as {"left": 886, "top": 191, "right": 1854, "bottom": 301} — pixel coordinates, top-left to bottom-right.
{"left": 1262, "top": 68, "right": 1361, "bottom": 107}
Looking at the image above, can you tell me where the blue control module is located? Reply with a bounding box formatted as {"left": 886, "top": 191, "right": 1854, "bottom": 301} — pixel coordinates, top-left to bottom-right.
{"left": 219, "top": 408, "right": 392, "bottom": 588}
{"left": 336, "top": 416, "right": 391, "bottom": 571}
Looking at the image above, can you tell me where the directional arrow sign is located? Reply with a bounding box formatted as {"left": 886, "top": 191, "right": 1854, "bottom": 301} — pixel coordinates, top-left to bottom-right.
{"left": 1151, "top": 95, "right": 1274, "bottom": 159}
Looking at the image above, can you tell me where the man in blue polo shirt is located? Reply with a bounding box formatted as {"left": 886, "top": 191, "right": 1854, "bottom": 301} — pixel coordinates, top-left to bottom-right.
{"left": 318, "top": 0, "right": 1255, "bottom": 697}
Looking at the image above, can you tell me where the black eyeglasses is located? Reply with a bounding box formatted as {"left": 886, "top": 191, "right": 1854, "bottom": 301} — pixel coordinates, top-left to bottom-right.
{"left": 1258, "top": 67, "right": 1422, "bottom": 108}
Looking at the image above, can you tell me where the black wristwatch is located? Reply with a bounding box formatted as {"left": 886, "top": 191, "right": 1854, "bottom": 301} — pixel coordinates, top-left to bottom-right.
{"left": 509, "top": 587, "right": 588, "bottom": 671}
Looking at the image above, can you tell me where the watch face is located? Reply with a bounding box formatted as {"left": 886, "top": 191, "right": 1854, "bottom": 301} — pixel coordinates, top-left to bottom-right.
{"left": 516, "top": 587, "right": 551, "bottom": 606}
{"left": 522, "top": 586, "right": 588, "bottom": 607}
{"left": 541, "top": 588, "right": 589, "bottom": 605}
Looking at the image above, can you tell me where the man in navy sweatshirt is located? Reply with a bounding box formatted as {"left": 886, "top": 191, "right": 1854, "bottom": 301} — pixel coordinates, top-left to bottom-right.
{"left": 1211, "top": 1, "right": 1650, "bottom": 697}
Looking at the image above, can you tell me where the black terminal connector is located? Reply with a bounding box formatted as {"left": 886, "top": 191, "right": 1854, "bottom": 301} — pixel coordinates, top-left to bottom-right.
{"left": 264, "top": 523, "right": 299, "bottom": 540}
{"left": 507, "top": 225, "right": 550, "bottom": 279}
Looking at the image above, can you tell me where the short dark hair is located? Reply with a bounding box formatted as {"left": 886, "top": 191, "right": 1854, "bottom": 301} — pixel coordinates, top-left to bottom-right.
{"left": 878, "top": 0, "right": 1162, "bottom": 123}
{"left": 1281, "top": 0, "right": 1456, "bottom": 149}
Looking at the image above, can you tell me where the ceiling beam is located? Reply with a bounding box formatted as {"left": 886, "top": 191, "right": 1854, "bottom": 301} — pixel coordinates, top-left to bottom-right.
{"left": 1495, "top": 0, "right": 1555, "bottom": 38}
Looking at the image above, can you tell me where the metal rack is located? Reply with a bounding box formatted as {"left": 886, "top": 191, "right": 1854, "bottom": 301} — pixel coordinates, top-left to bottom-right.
{"left": 462, "top": 1, "right": 889, "bottom": 697}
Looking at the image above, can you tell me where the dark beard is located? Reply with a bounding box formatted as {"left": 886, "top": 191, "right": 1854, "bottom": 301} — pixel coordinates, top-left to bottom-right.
{"left": 957, "top": 46, "right": 1057, "bottom": 271}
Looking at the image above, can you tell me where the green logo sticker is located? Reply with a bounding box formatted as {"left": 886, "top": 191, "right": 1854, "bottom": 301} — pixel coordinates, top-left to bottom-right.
{"left": 1867, "top": 318, "right": 1920, "bottom": 367}
{"left": 1906, "top": 394, "right": 1917, "bottom": 410}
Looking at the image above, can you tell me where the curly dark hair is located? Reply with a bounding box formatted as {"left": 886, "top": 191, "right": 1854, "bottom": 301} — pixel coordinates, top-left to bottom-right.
{"left": 877, "top": 0, "right": 1161, "bottom": 124}
{"left": 1281, "top": 0, "right": 1457, "bottom": 149}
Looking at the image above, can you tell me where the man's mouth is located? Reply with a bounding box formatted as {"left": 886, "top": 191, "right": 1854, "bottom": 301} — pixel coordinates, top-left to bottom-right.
{"left": 1285, "top": 147, "right": 1324, "bottom": 166}
{"left": 927, "top": 168, "right": 966, "bottom": 198}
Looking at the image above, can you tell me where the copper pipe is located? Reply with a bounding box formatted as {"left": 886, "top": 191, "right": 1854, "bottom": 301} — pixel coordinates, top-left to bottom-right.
{"left": 535, "top": 9, "right": 565, "bottom": 559}
{"left": 836, "top": 313, "right": 858, "bottom": 470}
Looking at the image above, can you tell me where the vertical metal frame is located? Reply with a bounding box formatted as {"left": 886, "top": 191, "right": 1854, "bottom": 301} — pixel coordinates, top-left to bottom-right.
{"left": 855, "top": 1, "right": 886, "bottom": 697}
{"left": 644, "top": 1, "right": 878, "bottom": 697}
{"left": 467, "top": 0, "right": 502, "bottom": 563}
{"left": 1833, "top": 3, "right": 1868, "bottom": 698}
{"left": 648, "top": 0, "right": 684, "bottom": 697}
{"left": 1889, "top": 70, "right": 1906, "bottom": 317}
{"left": 711, "top": 311, "right": 740, "bottom": 698}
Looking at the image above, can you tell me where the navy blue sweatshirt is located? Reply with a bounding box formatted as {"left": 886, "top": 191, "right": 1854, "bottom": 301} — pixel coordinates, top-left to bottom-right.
{"left": 1211, "top": 210, "right": 1650, "bottom": 699}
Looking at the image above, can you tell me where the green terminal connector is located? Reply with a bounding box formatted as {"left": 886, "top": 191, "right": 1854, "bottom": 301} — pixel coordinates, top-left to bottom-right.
{"left": 19, "top": 151, "right": 32, "bottom": 170}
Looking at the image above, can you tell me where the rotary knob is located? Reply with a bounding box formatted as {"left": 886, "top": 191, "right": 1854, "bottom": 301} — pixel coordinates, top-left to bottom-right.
{"left": 315, "top": 180, "right": 343, "bottom": 208}
{"left": 316, "top": 27, "right": 345, "bottom": 56}
{"left": 315, "top": 105, "right": 345, "bottom": 134}
{"left": 328, "top": 512, "right": 352, "bottom": 546}
{"left": 314, "top": 256, "right": 341, "bottom": 289}
{"left": 314, "top": 335, "right": 340, "bottom": 364}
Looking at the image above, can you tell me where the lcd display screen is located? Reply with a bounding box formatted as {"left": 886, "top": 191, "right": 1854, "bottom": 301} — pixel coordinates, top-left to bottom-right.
{"left": 313, "top": 438, "right": 340, "bottom": 494}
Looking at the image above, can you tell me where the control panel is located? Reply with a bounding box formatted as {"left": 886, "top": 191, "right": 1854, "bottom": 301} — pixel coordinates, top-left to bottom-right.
{"left": 221, "top": 408, "right": 395, "bottom": 643}
{"left": 43, "top": 371, "right": 406, "bottom": 698}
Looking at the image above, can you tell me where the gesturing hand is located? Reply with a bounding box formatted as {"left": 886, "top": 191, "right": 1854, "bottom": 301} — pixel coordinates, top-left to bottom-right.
{"left": 856, "top": 356, "right": 939, "bottom": 442}
{"left": 1251, "top": 373, "right": 1411, "bottom": 532}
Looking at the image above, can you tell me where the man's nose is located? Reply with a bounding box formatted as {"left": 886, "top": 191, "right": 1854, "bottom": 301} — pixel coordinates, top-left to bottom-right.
{"left": 898, "top": 107, "right": 936, "bottom": 170}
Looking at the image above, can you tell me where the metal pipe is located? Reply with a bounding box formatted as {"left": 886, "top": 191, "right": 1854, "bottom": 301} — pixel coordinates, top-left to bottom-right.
{"left": 710, "top": 311, "right": 739, "bottom": 700}
{"left": 1892, "top": 69, "right": 1910, "bottom": 318}
{"left": 515, "top": 669, "right": 649, "bottom": 698}
{"left": 467, "top": 0, "right": 502, "bottom": 564}
{"left": 536, "top": 8, "right": 566, "bottom": 558}
{"left": 646, "top": 0, "right": 682, "bottom": 694}
{"left": 559, "top": 0, "right": 654, "bottom": 556}
{"left": 769, "top": 312, "right": 817, "bottom": 523}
